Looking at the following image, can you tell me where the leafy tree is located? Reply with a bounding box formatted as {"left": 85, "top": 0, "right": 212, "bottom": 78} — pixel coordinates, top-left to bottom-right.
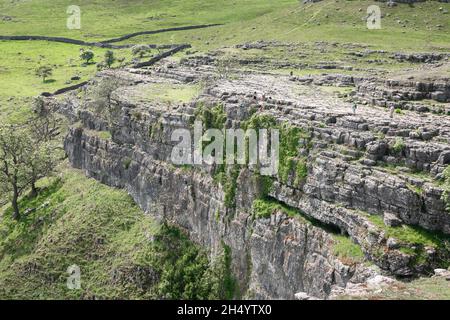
{"left": 35, "top": 65, "right": 53, "bottom": 83}
{"left": 26, "top": 139, "right": 59, "bottom": 198}
{"left": 0, "top": 100, "right": 62, "bottom": 219}
{"left": 27, "top": 97, "right": 62, "bottom": 196}
{"left": 88, "top": 75, "right": 122, "bottom": 126}
{"left": 80, "top": 49, "right": 95, "bottom": 64}
{"left": 104, "top": 50, "right": 116, "bottom": 68}
{"left": 0, "top": 124, "right": 33, "bottom": 220}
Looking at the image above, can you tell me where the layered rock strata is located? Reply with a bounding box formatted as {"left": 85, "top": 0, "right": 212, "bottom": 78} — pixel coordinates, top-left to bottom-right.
{"left": 52, "top": 58, "right": 450, "bottom": 298}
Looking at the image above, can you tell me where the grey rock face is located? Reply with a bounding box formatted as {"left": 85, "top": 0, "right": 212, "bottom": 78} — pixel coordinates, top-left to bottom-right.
{"left": 55, "top": 59, "right": 450, "bottom": 298}
{"left": 64, "top": 127, "right": 371, "bottom": 299}
{"left": 383, "top": 212, "right": 403, "bottom": 227}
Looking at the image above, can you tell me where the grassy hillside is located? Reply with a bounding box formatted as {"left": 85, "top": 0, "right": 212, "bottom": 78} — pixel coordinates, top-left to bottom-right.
{"left": 1, "top": 0, "right": 449, "bottom": 121}
{"left": 0, "top": 164, "right": 232, "bottom": 299}
{"left": 1, "top": 0, "right": 448, "bottom": 49}
{"left": 0, "top": 0, "right": 294, "bottom": 39}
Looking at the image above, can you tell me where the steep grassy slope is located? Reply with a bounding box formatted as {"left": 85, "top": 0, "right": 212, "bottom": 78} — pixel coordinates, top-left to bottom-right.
{"left": 0, "top": 164, "right": 231, "bottom": 299}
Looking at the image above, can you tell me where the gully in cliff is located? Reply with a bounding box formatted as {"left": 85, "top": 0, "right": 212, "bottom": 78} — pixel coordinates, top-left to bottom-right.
{"left": 170, "top": 120, "right": 279, "bottom": 176}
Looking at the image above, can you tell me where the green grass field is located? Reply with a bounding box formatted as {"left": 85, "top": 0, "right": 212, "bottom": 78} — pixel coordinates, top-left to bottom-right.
{"left": 0, "top": 0, "right": 449, "bottom": 120}
{"left": 0, "top": 42, "right": 132, "bottom": 115}
{"left": 1, "top": 0, "right": 449, "bottom": 49}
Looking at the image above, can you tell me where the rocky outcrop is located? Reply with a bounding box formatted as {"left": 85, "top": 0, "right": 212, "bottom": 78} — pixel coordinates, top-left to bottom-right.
{"left": 357, "top": 78, "right": 450, "bottom": 106}
{"left": 64, "top": 128, "right": 367, "bottom": 299}
{"left": 55, "top": 58, "right": 450, "bottom": 298}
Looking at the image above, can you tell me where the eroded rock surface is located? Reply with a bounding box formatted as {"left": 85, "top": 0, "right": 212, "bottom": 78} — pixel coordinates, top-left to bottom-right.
{"left": 49, "top": 50, "right": 450, "bottom": 299}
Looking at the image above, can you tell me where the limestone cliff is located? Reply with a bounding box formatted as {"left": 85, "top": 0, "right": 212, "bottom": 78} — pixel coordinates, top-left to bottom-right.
{"left": 52, "top": 55, "right": 450, "bottom": 299}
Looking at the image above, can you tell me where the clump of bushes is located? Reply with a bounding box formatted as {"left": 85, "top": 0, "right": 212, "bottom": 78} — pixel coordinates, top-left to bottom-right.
{"left": 194, "top": 103, "right": 227, "bottom": 130}
{"left": 80, "top": 49, "right": 95, "bottom": 65}
{"left": 391, "top": 137, "right": 406, "bottom": 155}
{"left": 132, "top": 45, "right": 152, "bottom": 59}
{"left": 152, "top": 224, "right": 238, "bottom": 299}
{"left": 243, "top": 114, "right": 310, "bottom": 186}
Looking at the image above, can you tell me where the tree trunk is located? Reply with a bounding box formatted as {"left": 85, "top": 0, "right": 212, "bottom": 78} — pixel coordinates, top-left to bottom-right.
{"left": 30, "top": 181, "right": 38, "bottom": 198}
{"left": 12, "top": 186, "right": 20, "bottom": 220}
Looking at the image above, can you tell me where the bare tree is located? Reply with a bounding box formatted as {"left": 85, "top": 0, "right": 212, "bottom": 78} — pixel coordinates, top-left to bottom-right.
{"left": 31, "top": 97, "right": 61, "bottom": 143}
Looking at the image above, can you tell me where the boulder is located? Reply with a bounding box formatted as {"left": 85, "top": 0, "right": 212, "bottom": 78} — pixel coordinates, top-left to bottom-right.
{"left": 294, "top": 292, "right": 320, "bottom": 300}
{"left": 434, "top": 268, "right": 450, "bottom": 277}
{"left": 383, "top": 212, "right": 403, "bottom": 227}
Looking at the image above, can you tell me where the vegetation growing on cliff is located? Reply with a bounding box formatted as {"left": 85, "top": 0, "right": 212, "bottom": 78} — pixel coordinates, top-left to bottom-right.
{"left": 252, "top": 198, "right": 366, "bottom": 265}
{"left": 441, "top": 166, "right": 450, "bottom": 213}
{"left": 278, "top": 123, "right": 310, "bottom": 186}
{"left": 391, "top": 137, "right": 406, "bottom": 155}
{"left": 367, "top": 214, "right": 450, "bottom": 268}
{"left": 194, "top": 102, "right": 241, "bottom": 208}
{"left": 222, "top": 167, "right": 240, "bottom": 209}
{"left": 251, "top": 197, "right": 317, "bottom": 226}
{"left": 194, "top": 103, "right": 227, "bottom": 131}
{"left": 367, "top": 214, "right": 450, "bottom": 251}
{"left": 151, "top": 224, "right": 236, "bottom": 299}
{"left": 242, "top": 113, "right": 310, "bottom": 187}
{"left": 252, "top": 198, "right": 298, "bottom": 220}
{"left": 221, "top": 243, "right": 239, "bottom": 300}
{"left": 332, "top": 235, "right": 365, "bottom": 265}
